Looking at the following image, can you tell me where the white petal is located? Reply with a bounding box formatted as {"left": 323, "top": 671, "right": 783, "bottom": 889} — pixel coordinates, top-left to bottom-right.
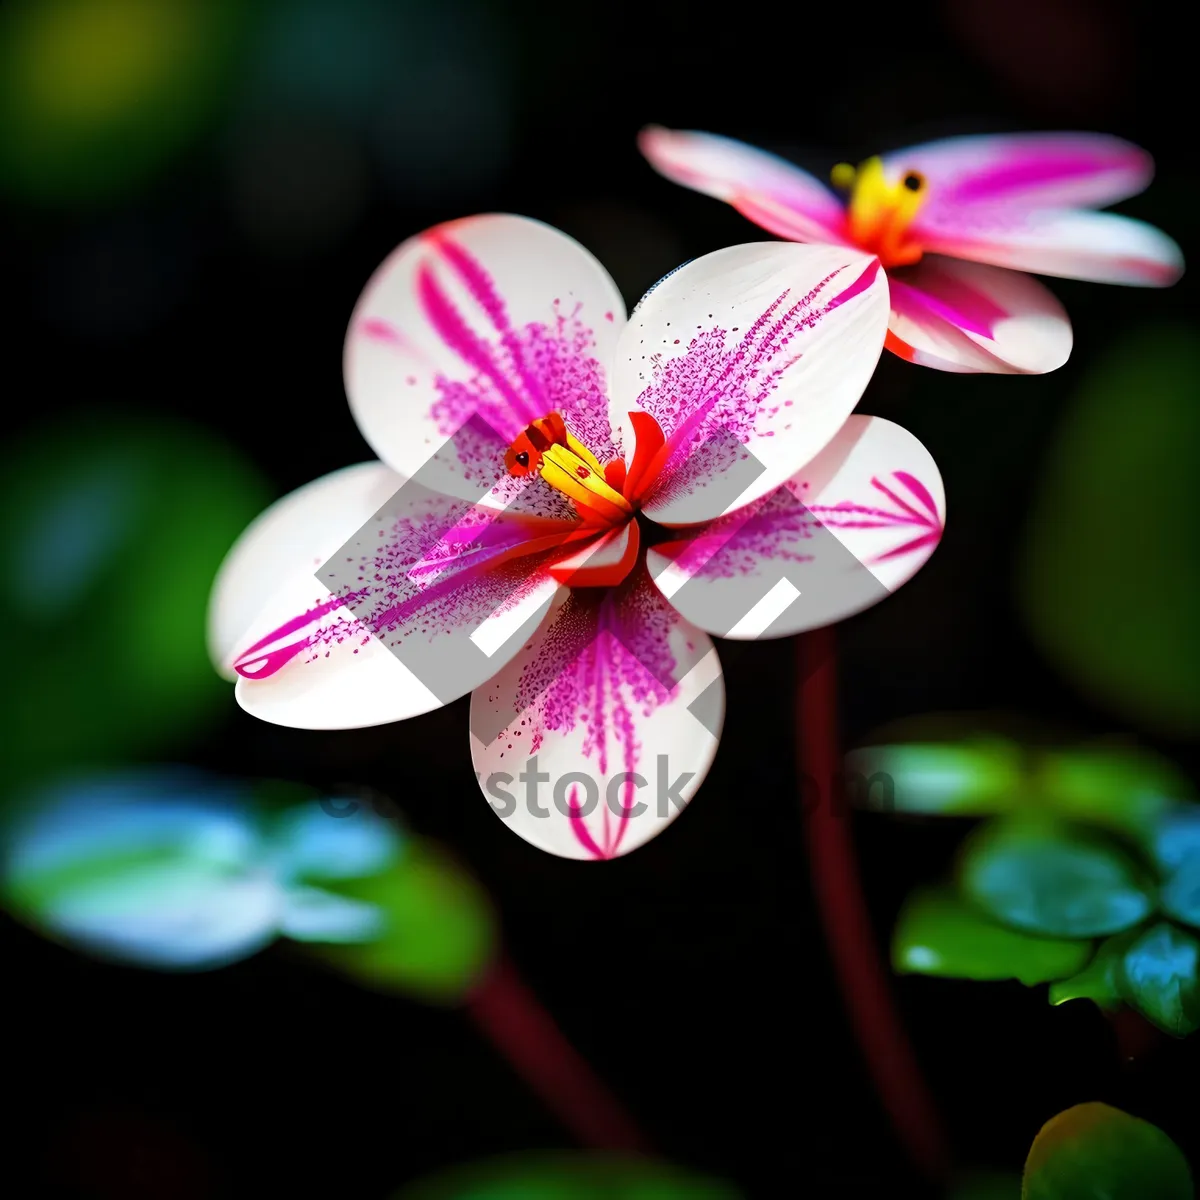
{"left": 208, "top": 461, "right": 403, "bottom": 681}
{"left": 232, "top": 482, "right": 570, "bottom": 731}
{"left": 344, "top": 214, "right": 627, "bottom": 496}
{"left": 887, "top": 256, "right": 1072, "bottom": 374}
{"left": 648, "top": 416, "right": 943, "bottom": 638}
{"left": 470, "top": 576, "right": 724, "bottom": 860}
{"left": 610, "top": 242, "right": 890, "bottom": 526}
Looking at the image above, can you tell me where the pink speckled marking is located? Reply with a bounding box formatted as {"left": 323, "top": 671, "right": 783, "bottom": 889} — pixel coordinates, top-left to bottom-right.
{"left": 232, "top": 495, "right": 581, "bottom": 680}
{"left": 477, "top": 571, "right": 692, "bottom": 859}
{"left": 634, "top": 259, "right": 882, "bottom": 505}
{"left": 665, "top": 488, "right": 819, "bottom": 582}
{"left": 380, "top": 234, "right": 618, "bottom": 492}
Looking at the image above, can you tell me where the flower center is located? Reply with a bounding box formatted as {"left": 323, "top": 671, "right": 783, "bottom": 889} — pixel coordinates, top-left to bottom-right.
{"left": 831, "top": 156, "right": 928, "bottom": 268}
{"left": 505, "top": 412, "right": 635, "bottom": 528}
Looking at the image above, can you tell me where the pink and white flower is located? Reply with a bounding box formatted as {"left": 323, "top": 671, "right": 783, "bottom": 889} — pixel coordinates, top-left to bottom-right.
{"left": 208, "top": 215, "right": 944, "bottom": 860}
{"left": 640, "top": 127, "right": 1184, "bottom": 375}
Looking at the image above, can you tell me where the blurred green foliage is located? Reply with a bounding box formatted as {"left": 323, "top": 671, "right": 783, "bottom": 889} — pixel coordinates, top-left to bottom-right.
{"left": 893, "top": 888, "right": 1091, "bottom": 985}
{"left": 309, "top": 835, "right": 497, "bottom": 1005}
{"left": 393, "top": 1153, "right": 743, "bottom": 1199}
{"left": 855, "top": 733, "right": 1200, "bottom": 1035}
{"left": 0, "top": 413, "right": 271, "bottom": 788}
{"left": 0, "top": 767, "right": 497, "bottom": 1002}
{"left": 0, "top": 0, "right": 250, "bottom": 206}
{"left": 1019, "top": 324, "right": 1200, "bottom": 740}
{"left": 1022, "top": 1103, "right": 1193, "bottom": 1200}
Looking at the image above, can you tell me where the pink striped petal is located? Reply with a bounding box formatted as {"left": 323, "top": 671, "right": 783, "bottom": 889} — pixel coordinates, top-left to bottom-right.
{"left": 610, "top": 242, "right": 890, "bottom": 526}
{"left": 882, "top": 131, "right": 1154, "bottom": 212}
{"left": 470, "top": 569, "right": 723, "bottom": 860}
{"left": 647, "top": 415, "right": 943, "bottom": 638}
{"left": 227, "top": 474, "right": 588, "bottom": 730}
{"left": 344, "top": 215, "right": 626, "bottom": 498}
{"left": 638, "top": 126, "right": 849, "bottom": 243}
{"left": 913, "top": 206, "right": 1183, "bottom": 286}
{"left": 208, "top": 462, "right": 404, "bottom": 681}
{"left": 886, "top": 256, "right": 1072, "bottom": 374}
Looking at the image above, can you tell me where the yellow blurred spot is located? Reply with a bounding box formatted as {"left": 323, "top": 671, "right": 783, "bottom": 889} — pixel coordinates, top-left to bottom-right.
{"left": 830, "top": 162, "right": 857, "bottom": 190}
{"left": 16, "top": 0, "right": 201, "bottom": 125}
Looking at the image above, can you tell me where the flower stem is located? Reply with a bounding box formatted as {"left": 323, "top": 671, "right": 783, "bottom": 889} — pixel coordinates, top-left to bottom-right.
{"left": 466, "top": 952, "right": 651, "bottom": 1153}
{"left": 795, "top": 626, "right": 950, "bottom": 1181}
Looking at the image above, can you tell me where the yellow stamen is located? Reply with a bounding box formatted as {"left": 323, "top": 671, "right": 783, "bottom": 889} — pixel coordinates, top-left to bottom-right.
{"left": 838, "top": 156, "right": 928, "bottom": 268}
{"left": 539, "top": 443, "right": 633, "bottom": 523}
{"left": 564, "top": 431, "right": 605, "bottom": 477}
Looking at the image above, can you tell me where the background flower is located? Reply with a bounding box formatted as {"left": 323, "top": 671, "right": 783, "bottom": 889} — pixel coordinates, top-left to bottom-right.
{"left": 640, "top": 126, "right": 1182, "bottom": 374}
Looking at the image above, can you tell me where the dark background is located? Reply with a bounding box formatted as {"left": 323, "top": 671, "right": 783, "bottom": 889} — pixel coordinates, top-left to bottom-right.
{"left": 4, "top": 0, "right": 1197, "bottom": 1195}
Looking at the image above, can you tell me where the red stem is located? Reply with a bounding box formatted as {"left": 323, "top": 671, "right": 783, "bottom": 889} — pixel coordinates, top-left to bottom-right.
{"left": 465, "top": 952, "right": 651, "bottom": 1154}
{"left": 795, "top": 626, "right": 950, "bottom": 1181}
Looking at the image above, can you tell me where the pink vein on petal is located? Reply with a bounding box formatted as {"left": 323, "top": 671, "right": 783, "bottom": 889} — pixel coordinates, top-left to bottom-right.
{"left": 893, "top": 471, "right": 940, "bottom": 522}
{"left": 428, "top": 232, "right": 549, "bottom": 418}
{"left": 233, "top": 592, "right": 362, "bottom": 678}
{"left": 870, "top": 530, "right": 942, "bottom": 563}
{"left": 417, "top": 262, "right": 538, "bottom": 427}
{"left": 569, "top": 786, "right": 607, "bottom": 859}
{"left": 889, "top": 273, "right": 1006, "bottom": 341}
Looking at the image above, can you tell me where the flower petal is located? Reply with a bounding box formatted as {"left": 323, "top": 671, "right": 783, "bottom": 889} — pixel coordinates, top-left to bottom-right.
{"left": 914, "top": 206, "right": 1183, "bottom": 286}
{"left": 638, "top": 125, "right": 849, "bottom": 242}
{"left": 647, "top": 415, "right": 943, "bottom": 638}
{"left": 470, "top": 570, "right": 724, "bottom": 860}
{"left": 344, "top": 214, "right": 626, "bottom": 496}
{"left": 610, "top": 242, "right": 890, "bottom": 526}
{"left": 882, "top": 132, "right": 1154, "bottom": 211}
{"left": 887, "top": 256, "right": 1072, "bottom": 374}
{"left": 208, "top": 461, "right": 403, "bottom": 681}
{"left": 232, "top": 476, "right": 585, "bottom": 731}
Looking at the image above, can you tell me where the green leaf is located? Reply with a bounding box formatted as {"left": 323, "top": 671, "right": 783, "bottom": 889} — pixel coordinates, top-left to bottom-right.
{"left": 959, "top": 817, "right": 1155, "bottom": 938}
{"left": 1117, "top": 922, "right": 1200, "bottom": 1037}
{"left": 1018, "top": 324, "right": 1200, "bottom": 739}
{"left": 1048, "top": 931, "right": 1138, "bottom": 1012}
{"left": 0, "top": 413, "right": 270, "bottom": 786}
{"left": 309, "top": 837, "right": 497, "bottom": 1005}
{"left": 0, "top": 768, "right": 279, "bottom": 970}
{"left": 1034, "top": 745, "right": 1189, "bottom": 838}
{"left": 393, "top": 1152, "right": 743, "bottom": 1199}
{"left": 845, "top": 739, "right": 1024, "bottom": 815}
{"left": 1023, "top": 1102, "right": 1194, "bottom": 1199}
{"left": 893, "top": 888, "right": 1091, "bottom": 985}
